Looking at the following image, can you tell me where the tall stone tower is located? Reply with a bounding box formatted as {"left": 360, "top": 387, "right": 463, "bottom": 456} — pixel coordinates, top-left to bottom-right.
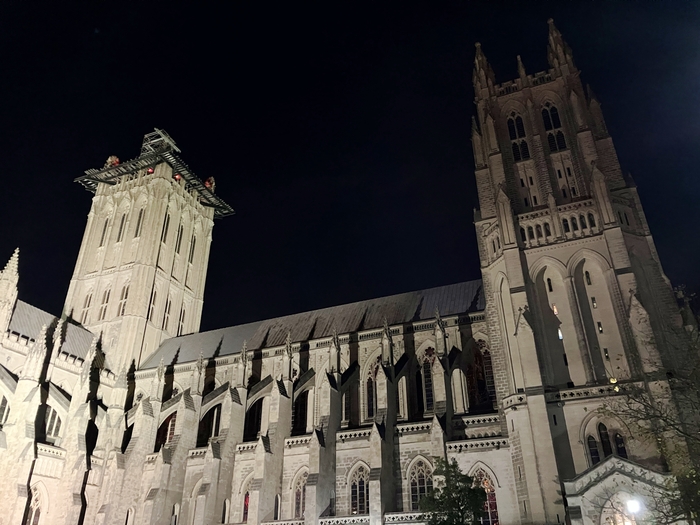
{"left": 64, "top": 130, "right": 234, "bottom": 370}
{"left": 470, "top": 19, "right": 682, "bottom": 523}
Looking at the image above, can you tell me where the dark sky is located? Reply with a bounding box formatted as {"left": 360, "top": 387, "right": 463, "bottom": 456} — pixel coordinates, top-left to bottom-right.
{"left": 2, "top": 2, "right": 700, "bottom": 332}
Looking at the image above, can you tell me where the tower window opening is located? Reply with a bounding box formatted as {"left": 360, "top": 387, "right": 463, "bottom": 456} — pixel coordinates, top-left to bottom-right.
{"left": 587, "top": 435, "right": 601, "bottom": 465}
{"left": 536, "top": 225, "right": 542, "bottom": 238}
{"left": 614, "top": 433, "right": 628, "bottom": 458}
{"left": 45, "top": 405, "right": 62, "bottom": 444}
{"left": 579, "top": 215, "right": 587, "bottom": 228}
{"left": 0, "top": 395, "right": 9, "bottom": 427}
{"left": 520, "top": 228, "right": 526, "bottom": 243}
{"left": 148, "top": 290, "right": 157, "bottom": 322}
{"left": 603, "top": 348, "right": 610, "bottom": 360}
{"left": 528, "top": 176, "right": 534, "bottom": 185}
{"left": 492, "top": 240, "right": 496, "bottom": 254}
{"left": 118, "top": 285, "right": 129, "bottom": 316}
{"left": 562, "top": 219, "right": 570, "bottom": 233}
{"left": 515, "top": 116, "right": 525, "bottom": 138}
{"left": 524, "top": 198, "right": 529, "bottom": 208}
{"left": 177, "top": 308, "right": 186, "bottom": 336}
{"left": 553, "top": 414, "right": 558, "bottom": 425}
{"left": 423, "top": 359, "right": 434, "bottom": 412}
{"left": 474, "top": 469, "right": 499, "bottom": 525}
{"left": 520, "top": 141, "right": 530, "bottom": 160}
{"left": 547, "top": 133, "right": 557, "bottom": 152}
{"left": 547, "top": 278, "right": 553, "bottom": 292}
{"left": 563, "top": 353, "right": 568, "bottom": 366}
{"left": 597, "top": 322, "right": 603, "bottom": 333}
{"left": 294, "top": 471, "right": 309, "bottom": 518}
{"left": 175, "top": 225, "right": 184, "bottom": 254}
{"left": 162, "top": 298, "right": 172, "bottom": 331}
{"left": 624, "top": 212, "right": 630, "bottom": 226}
{"left": 571, "top": 186, "right": 577, "bottom": 196}
{"left": 571, "top": 217, "right": 579, "bottom": 231}
{"left": 566, "top": 167, "right": 572, "bottom": 178}
{"left": 598, "top": 423, "right": 613, "bottom": 457}
{"left": 161, "top": 213, "right": 171, "bottom": 244}
{"left": 527, "top": 226, "right": 534, "bottom": 240}
{"left": 134, "top": 209, "right": 144, "bottom": 238}
{"left": 556, "top": 131, "right": 567, "bottom": 150}
{"left": 533, "top": 195, "right": 538, "bottom": 205}
{"left": 520, "top": 178, "right": 525, "bottom": 188}
{"left": 585, "top": 271, "right": 592, "bottom": 285}
{"left": 116, "top": 213, "right": 127, "bottom": 242}
{"left": 544, "top": 223, "right": 551, "bottom": 236}
{"left": 588, "top": 213, "right": 596, "bottom": 228}
{"left": 496, "top": 237, "right": 500, "bottom": 249}
{"left": 591, "top": 297, "right": 597, "bottom": 309}
{"left": 99, "top": 219, "right": 109, "bottom": 247}
{"left": 80, "top": 293, "right": 93, "bottom": 325}
{"left": 558, "top": 328, "right": 563, "bottom": 340}
{"left": 98, "top": 288, "right": 111, "bottom": 321}
{"left": 557, "top": 169, "right": 562, "bottom": 179}
{"left": 188, "top": 235, "right": 197, "bottom": 264}
{"left": 562, "top": 187, "right": 567, "bottom": 199}
{"left": 512, "top": 142, "right": 521, "bottom": 162}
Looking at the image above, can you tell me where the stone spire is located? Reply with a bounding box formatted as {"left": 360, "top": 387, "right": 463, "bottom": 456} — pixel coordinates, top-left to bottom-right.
{"left": 547, "top": 19, "right": 576, "bottom": 75}
{"left": 2, "top": 248, "right": 19, "bottom": 276}
{"left": 473, "top": 42, "right": 496, "bottom": 97}
{"left": 0, "top": 248, "right": 19, "bottom": 333}
{"left": 516, "top": 55, "right": 528, "bottom": 84}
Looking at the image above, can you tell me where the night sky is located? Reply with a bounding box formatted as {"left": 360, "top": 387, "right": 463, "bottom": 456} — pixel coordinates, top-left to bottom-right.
{"left": 2, "top": 2, "right": 700, "bottom": 333}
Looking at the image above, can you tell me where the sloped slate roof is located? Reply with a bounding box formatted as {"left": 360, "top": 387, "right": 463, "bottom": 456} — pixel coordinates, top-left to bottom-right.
{"left": 141, "top": 280, "right": 484, "bottom": 369}
{"left": 8, "top": 300, "right": 95, "bottom": 359}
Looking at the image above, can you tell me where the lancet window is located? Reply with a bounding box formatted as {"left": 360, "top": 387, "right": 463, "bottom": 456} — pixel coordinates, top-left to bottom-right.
{"left": 80, "top": 292, "right": 93, "bottom": 324}
{"left": 45, "top": 405, "right": 62, "bottom": 444}
{"left": 422, "top": 358, "right": 434, "bottom": 412}
{"left": 350, "top": 465, "right": 370, "bottom": 515}
{"left": 473, "top": 469, "right": 499, "bottom": 525}
{"left": 23, "top": 488, "right": 41, "bottom": 525}
{"left": 134, "top": 208, "right": 144, "bottom": 238}
{"left": 507, "top": 113, "right": 530, "bottom": 161}
{"left": 98, "top": 288, "right": 111, "bottom": 321}
{"left": 0, "top": 395, "right": 9, "bottom": 428}
{"left": 409, "top": 459, "right": 434, "bottom": 511}
{"left": 294, "top": 470, "right": 308, "bottom": 518}
{"left": 542, "top": 103, "right": 567, "bottom": 152}
{"left": 118, "top": 285, "right": 129, "bottom": 316}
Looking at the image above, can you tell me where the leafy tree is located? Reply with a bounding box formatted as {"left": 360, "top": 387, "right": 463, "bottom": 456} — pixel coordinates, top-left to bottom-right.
{"left": 419, "top": 458, "right": 486, "bottom": 525}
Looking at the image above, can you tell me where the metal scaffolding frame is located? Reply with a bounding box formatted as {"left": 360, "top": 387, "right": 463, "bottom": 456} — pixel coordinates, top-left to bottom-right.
{"left": 74, "top": 129, "right": 235, "bottom": 219}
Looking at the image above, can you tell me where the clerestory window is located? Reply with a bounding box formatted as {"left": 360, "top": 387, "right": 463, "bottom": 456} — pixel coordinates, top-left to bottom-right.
{"left": 542, "top": 103, "right": 567, "bottom": 152}
{"left": 508, "top": 113, "right": 530, "bottom": 161}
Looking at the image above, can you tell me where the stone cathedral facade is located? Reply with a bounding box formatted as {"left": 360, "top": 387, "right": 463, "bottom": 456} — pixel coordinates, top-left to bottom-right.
{"left": 0, "top": 20, "right": 689, "bottom": 525}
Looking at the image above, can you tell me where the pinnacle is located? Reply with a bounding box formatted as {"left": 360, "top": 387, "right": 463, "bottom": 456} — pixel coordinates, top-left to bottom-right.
{"left": 3, "top": 248, "right": 19, "bottom": 275}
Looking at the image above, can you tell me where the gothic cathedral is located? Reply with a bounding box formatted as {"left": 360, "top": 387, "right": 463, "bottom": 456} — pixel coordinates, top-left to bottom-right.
{"left": 0, "top": 20, "right": 686, "bottom": 525}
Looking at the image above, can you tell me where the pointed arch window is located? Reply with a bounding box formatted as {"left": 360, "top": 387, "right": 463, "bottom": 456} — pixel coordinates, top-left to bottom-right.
{"left": 527, "top": 226, "right": 534, "bottom": 240}
{"left": 598, "top": 423, "right": 613, "bottom": 458}
{"left": 587, "top": 435, "right": 601, "bottom": 465}
{"left": 98, "top": 288, "right": 111, "bottom": 321}
{"left": 0, "top": 395, "right": 9, "bottom": 428}
{"left": 148, "top": 290, "right": 157, "bottom": 322}
{"left": 350, "top": 465, "right": 370, "bottom": 515}
{"left": 571, "top": 217, "right": 579, "bottom": 231}
{"left": 292, "top": 390, "right": 309, "bottom": 436}
{"left": 23, "top": 488, "right": 41, "bottom": 525}
{"left": 562, "top": 219, "right": 570, "bottom": 233}
{"left": 294, "top": 470, "right": 308, "bottom": 518}
{"left": 519, "top": 227, "right": 526, "bottom": 243}
{"left": 543, "top": 103, "right": 567, "bottom": 152}
{"left": 80, "top": 292, "right": 93, "bottom": 324}
{"left": 535, "top": 225, "right": 543, "bottom": 238}
{"left": 409, "top": 459, "right": 434, "bottom": 511}
{"left": 474, "top": 469, "right": 499, "bottom": 525}
{"left": 468, "top": 342, "right": 495, "bottom": 410}
{"left": 175, "top": 225, "right": 184, "bottom": 254}
{"left": 177, "top": 308, "right": 186, "bottom": 336}
{"left": 45, "top": 405, "right": 62, "bottom": 444}
{"left": 507, "top": 113, "right": 530, "bottom": 162}
{"left": 116, "top": 213, "right": 127, "bottom": 242}
{"left": 118, "top": 285, "right": 129, "bottom": 316}
{"left": 423, "top": 359, "right": 434, "bottom": 412}
{"left": 579, "top": 215, "right": 587, "bottom": 229}
{"left": 188, "top": 235, "right": 197, "bottom": 264}
{"left": 585, "top": 271, "right": 592, "bottom": 286}
{"left": 614, "top": 433, "right": 628, "bottom": 459}
{"left": 366, "top": 376, "right": 376, "bottom": 419}
{"left": 242, "top": 488, "right": 250, "bottom": 522}
{"left": 588, "top": 213, "right": 596, "bottom": 228}
{"left": 243, "top": 398, "right": 263, "bottom": 442}
{"left": 162, "top": 297, "right": 172, "bottom": 331}
{"left": 99, "top": 219, "right": 109, "bottom": 247}
{"left": 134, "top": 208, "right": 144, "bottom": 238}
{"left": 547, "top": 278, "right": 553, "bottom": 292}
{"left": 161, "top": 213, "right": 171, "bottom": 244}
{"left": 544, "top": 223, "right": 551, "bottom": 236}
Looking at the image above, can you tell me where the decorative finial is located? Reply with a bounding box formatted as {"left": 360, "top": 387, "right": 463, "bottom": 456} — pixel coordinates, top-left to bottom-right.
{"left": 285, "top": 330, "right": 293, "bottom": 358}
{"left": 2, "top": 248, "right": 19, "bottom": 275}
{"left": 196, "top": 351, "right": 205, "bottom": 374}
{"left": 157, "top": 358, "right": 165, "bottom": 380}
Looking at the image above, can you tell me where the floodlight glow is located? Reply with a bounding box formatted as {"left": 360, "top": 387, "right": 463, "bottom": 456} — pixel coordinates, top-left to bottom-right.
{"left": 626, "top": 499, "right": 641, "bottom": 514}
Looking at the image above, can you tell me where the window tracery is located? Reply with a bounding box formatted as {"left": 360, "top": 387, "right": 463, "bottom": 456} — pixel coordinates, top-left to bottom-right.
{"left": 507, "top": 113, "right": 530, "bottom": 161}
{"left": 45, "top": 405, "right": 62, "bottom": 444}
{"left": 350, "top": 465, "right": 370, "bottom": 515}
{"left": 473, "top": 469, "right": 499, "bottom": 525}
{"left": 294, "top": 470, "right": 308, "bottom": 518}
{"left": 542, "top": 103, "right": 567, "bottom": 152}
{"left": 409, "top": 459, "right": 433, "bottom": 511}
{"left": 23, "top": 488, "right": 41, "bottom": 525}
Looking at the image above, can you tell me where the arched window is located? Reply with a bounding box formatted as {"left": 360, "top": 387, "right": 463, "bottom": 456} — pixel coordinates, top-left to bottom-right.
{"left": 562, "top": 219, "right": 570, "bottom": 233}
{"left": 527, "top": 226, "right": 534, "bottom": 240}
{"left": 555, "top": 131, "right": 567, "bottom": 150}
{"left": 579, "top": 215, "right": 587, "bottom": 229}
{"left": 221, "top": 499, "right": 230, "bottom": 524}
{"left": 547, "top": 133, "right": 557, "bottom": 152}
{"left": 423, "top": 359, "right": 434, "bottom": 412}
{"left": 508, "top": 113, "right": 529, "bottom": 162}
{"left": 118, "top": 285, "right": 129, "bottom": 316}
{"left": 154, "top": 412, "right": 177, "bottom": 453}
{"left": 189, "top": 235, "right": 197, "bottom": 264}
{"left": 520, "top": 141, "right": 530, "bottom": 160}
{"left": 409, "top": 459, "right": 434, "bottom": 511}
{"left": 562, "top": 187, "right": 567, "bottom": 199}
{"left": 587, "top": 435, "right": 601, "bottom": 465}
{"left": 366, "top": 376, "right": 376, "bottom": 419}
{"left": 243, "top": 398, "right": 263, "bottom": 442}
{"left": 116, "top": 213, "right": 127, "bottom": 242}
{"left": 99, "top": 219, "right": 109, "bottom": 247}
{"left": 520, "top": 228, "right": 526, "bottom": 243}
{"left": 294, "top": 470, "right": 308, "bottom": 518}
{"left": 162, "top": 297, "right": 172, "bottom": 331}
{"left": 468, "top": 342, "right": 495, "bottom": 411}
{"left": 588, "top": 213, "right": 596, "bottom": 228}
{"left": 544, "top": 223, "right": 551, "bottom": 237}
{"left": 585, "top": 271, "right": 592, "bottom": 286}
{"left": 350, "top": 465, "right": 370, "bottom": 515}
{"left": 473, "top": 469, "right": 499, "bottom": 525}
{"left": 80, "top": 292, "right": 93, "bottom": 324}
{"left": 535, "top": 225, "right": 542, "bottom": 238}
{"left": 543, "top": 103, "right": 566, "bottom": 152}
{"left": 177, "top": 308, "right": 186, "bottom": 336}
{"left": 614, "top": 433, "right": 628, "bottom": 459}
{"left": 98, "top": 288, "right": 111, "bottom": 321}
{"left": 171, "top": 503, "right": 179, "bottom": 525}
{"left": 0, "top": 395, "right": 9, "bottom": 427}
{"left": 511, "top": 142, "right": 521, "bottom": 162}
{"left": 598, "top": 423, "right": 613, "bottom": 458}
{"left": 161, "top": 213, "right": 171, "bottom": 244}
{"left": 242, "top": 489, "right": 250, "bottom": 522}
{"left": 45, "top": 405, "right": 62, "bottom": 444}
{"left": 547, "top": 278, "right": 553, "bottom": 292}
{"left": 196, "top": 404, "right": 221, "bottom": 447}
{"left": 571, "top": 217, "right": 579, "bottom": 231}
{"left": 292, "top": 391, "right": 309, "bottom": 436}
{"left": 274, "top": 495, "right": 281, "bottom": 520}
{"left": 134, "top": 209, "right": 144, "bottom": 238}
{"left": 23, "top": 487, "right": 41, "bottom": 525}
{"left": 175, "top": 224, "right": 184, "bottom": 254}
{"left": 125, "top": 508, "right": 134, "bottom": 525}
{"left": 148, "top": 290, "right": 157, "bottom": 322}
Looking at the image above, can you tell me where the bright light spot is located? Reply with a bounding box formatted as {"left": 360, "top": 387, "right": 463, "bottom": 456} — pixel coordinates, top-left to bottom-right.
{"left": 626, "top": 499, "right": 641, "bottom": 514}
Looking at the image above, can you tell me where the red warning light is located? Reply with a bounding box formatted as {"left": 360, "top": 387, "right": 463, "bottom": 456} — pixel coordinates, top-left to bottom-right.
{"left": 147, "top": 167, "right": 155, "bottom": 174}
{"left": 174, "top": 173, "right": 182, "bottom": 181}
